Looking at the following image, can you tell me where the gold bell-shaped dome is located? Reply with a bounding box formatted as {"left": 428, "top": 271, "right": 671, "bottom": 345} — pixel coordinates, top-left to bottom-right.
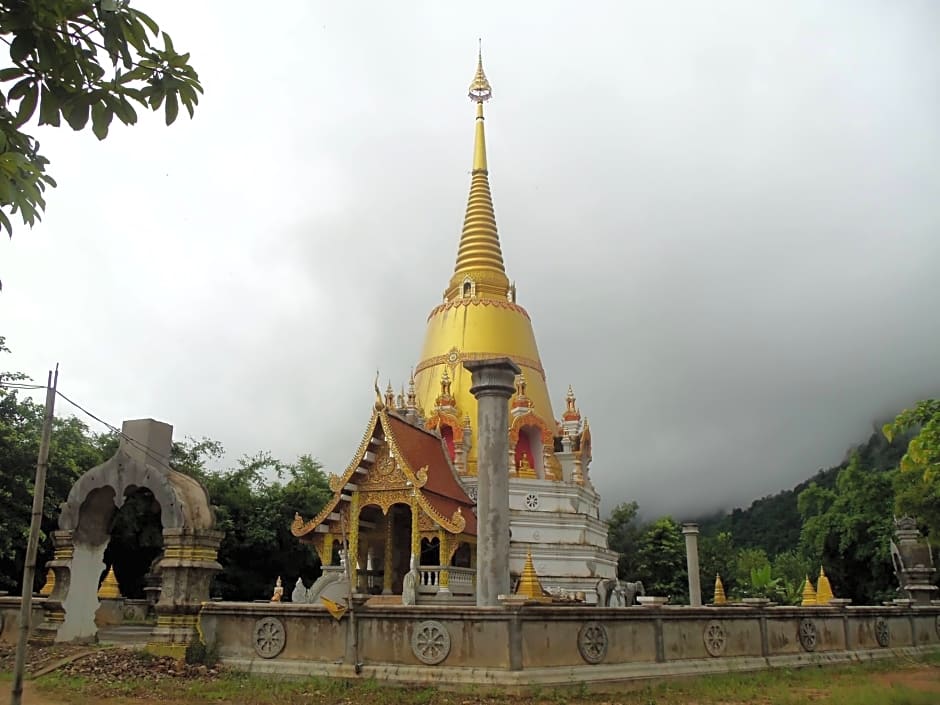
{"left": 713, "top": 573, "right": 727, "bottom": 605}
{"left": 515, "top": 551, "right": 551, "bottom": 603}
{"left": 816, "top": 567, "right": 834, "bottom": 605}
{"left": 801, "top": 575, "right": 817, "bottom": 606}
{"left": 97, "top": 566, "right": 122, "bottom": 600}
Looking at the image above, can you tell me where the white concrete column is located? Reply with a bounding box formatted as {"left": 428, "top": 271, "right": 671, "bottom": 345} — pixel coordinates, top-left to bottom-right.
{"left": 465, "top": 357, "right": 520, "bottom": 607}
{"left": 682, "top": 523, "right": 701, "bottom": 607}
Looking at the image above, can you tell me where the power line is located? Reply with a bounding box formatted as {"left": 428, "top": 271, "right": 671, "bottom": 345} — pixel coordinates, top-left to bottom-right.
{"left": 0, "top": 382, "right": 47, "bottom": 390}
{"left": 54, "top": 389, "right": 180, "bottom": 476}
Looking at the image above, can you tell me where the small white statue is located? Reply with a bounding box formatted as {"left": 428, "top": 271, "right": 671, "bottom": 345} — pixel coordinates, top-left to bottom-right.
{"left": 402, "top": 553, "right": 419, "bottom": 606}
{"left": 291, "top": 577, "right": 307, "bottom": 603}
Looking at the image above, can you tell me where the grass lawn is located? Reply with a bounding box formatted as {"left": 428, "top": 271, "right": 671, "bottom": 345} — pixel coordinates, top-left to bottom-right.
{"left": 25, "top": 651, "right": 940, "bottom": 705}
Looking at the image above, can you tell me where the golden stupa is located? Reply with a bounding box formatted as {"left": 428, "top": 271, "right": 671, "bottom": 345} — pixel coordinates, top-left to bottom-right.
{"left": 816, "top": 567, "right": 834, "bottom": 605}
{"left": 801, "top": 575, "right": 817, "bottom": 606}
{"left": 515, "top": 551, "right": 551, "bottom": 603}
{"left": 39, "top": 568, "right": 55, "bottom": 596}
{"left": 413, "top": 48, "right": 556, "bottom": 475}
{"left": 97, "top": 566, "right": 122, "bottom": 599}
{"left": 713, "top": 574, "right": 727, "bottom": 605}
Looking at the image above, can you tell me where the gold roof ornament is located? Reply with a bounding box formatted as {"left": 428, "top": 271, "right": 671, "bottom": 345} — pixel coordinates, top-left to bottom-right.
{"left": 801, "top": 575, "right": 817, "bottom": 606}
{"left": 563, "top": 385, "right": 581, "bottom": 422}
{"left": 385, "top": 381, "right": 396, "bottom": 410}
{"left": 373, "top": 370, "right": 384, "bottom": 411}
{"left": 468, "top": 41, "right": 492, "bottom": 103}
{"left": 515, "top": 551, "right": 551, "bottom": 603}
{"left": 39, "top": 568, "right": 55, "bottom": 597}
{"left": 713, "top": 574, "right": 727, "bottom": 605}
{"left": 816, "top": 566, "right": 834, "bottom": 605}
{"left": 97, "top": 566, "right": 122, "bottom": 600}
{"left": 447, "top": 44, "right": 508, "bottom": 301}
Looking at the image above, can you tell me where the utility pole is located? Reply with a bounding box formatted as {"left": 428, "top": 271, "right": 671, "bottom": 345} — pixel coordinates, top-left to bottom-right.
{"left": 11, "top": 366, "right": 58, "bottom": 705}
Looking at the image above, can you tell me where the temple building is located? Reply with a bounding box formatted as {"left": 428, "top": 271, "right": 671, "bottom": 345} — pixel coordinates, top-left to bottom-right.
{"left": 293, "top": 51, "right": 617, "bottom": 602}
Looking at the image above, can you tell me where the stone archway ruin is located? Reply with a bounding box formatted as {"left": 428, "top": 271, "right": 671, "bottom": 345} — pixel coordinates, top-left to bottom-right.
{"left": 36, "top": 419, "right": 223, "bottom": 656}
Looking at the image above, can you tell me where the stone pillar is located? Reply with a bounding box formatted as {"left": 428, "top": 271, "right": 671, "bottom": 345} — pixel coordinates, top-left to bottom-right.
{"left": 465, "top": 357, "right": 520, "bottom": 607}
{"left": 682, "top": 523, "right": 702, "bottom": 607}
{"left": 147, "top": 528, "right": 223, "bottom": 658}
{"left": 33, "top": 530, "right": 73, "bottom": 644}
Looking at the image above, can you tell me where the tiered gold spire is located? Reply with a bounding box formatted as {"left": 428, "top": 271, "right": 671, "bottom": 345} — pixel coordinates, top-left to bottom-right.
{"left": 39, "top": 568, "right": 55, "bottom": 596}
{"left": 816, "top": 566, "right": 834, "bottom": 605}
{"left": 97, "top": 566, "right": 122, "bottom": 599}
{"left": 801, "top": 575, "right": 817, "bottom": 606}
{"left": 446, "top": 46, "right": 509, "bottom": 301}
{"left": 713, "top": 574, "right": 727, "bottom": 605}
{"left": 515, "top": 551, "right": 551, "bottom": 602}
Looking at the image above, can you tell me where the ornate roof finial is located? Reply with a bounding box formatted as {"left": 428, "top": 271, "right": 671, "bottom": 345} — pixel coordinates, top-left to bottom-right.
{"left": 468, "top": 39, "right": 492, "bottom": 103}
{"left": 446, "top": 45, "right": 508, "bottom": 301}
{"left": 436, "top": 369, "right": 456, "bottom": 410}
{"left": 374, "top": 370, "right": 384, "bottom": 410}
{"left": 563, "top": 384, "right": 581, "bottom": 422}
{"left": 385, "top": 380, "right": 395, "bottom": 409}
{"left": 407, "top": 369, "right": 417, "bottom": 409}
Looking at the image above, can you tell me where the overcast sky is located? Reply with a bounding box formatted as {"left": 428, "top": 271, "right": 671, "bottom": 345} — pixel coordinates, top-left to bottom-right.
{"left": 3, "top": 1, "right": 939, "bottom": 520}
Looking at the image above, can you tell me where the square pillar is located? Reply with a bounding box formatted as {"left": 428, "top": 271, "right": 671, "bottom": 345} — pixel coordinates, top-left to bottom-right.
{"left": 465, "top": 357, "right": 520, "bottom": 607}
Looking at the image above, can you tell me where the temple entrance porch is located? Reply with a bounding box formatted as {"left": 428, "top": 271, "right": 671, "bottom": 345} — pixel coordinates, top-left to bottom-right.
{"left": 309, "top": 498, "right": 476, "bottom": 603}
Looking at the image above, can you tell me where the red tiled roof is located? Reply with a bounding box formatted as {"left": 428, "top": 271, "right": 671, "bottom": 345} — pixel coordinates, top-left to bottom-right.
{"left": 387, "top": 414, "right": 477, "bottom": 535}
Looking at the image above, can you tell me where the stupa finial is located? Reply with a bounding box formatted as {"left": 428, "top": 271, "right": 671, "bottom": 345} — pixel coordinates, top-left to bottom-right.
{"left": 468, "top": 40, "right": 492, "bottom": 103}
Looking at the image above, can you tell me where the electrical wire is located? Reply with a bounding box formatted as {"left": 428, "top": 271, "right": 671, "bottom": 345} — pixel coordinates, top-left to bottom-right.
{"left": 54, "top": 389, "right": 181, "bottom": 476}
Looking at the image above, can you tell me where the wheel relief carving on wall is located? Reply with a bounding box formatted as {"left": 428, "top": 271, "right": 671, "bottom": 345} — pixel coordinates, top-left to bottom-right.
{"left": 577, "top": 621, "right": 609, "bottom": 664}
{"left": 703, "top": 620, "right": 727, "bottom": 657}
{"left": 874, "top": 617, "right": 889, "bottom": 648}
{"left": 411, "top": 620, "right": 451, "bottom": 665}
{"left": 798, "top": 618, "right": 817, "bottom": 652}
{"left": 253, "top": 616, "right": 286, "bottom": 659}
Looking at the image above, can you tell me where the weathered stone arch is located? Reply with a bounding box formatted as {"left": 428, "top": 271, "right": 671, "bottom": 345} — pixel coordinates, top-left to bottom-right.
{"left": 37, "top": 419, "right": 222, "bottom": 656}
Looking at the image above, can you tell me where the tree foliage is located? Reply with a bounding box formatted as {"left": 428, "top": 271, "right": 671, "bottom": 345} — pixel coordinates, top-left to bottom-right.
{"left": 884, "top": 400, "right": 940, "bottom": 541}
{"left": 633, "top": 516, "right": 688, "bottom": 602}
{"left": 606, "top": 500, "right": 640, "bottom": 580}
{"left": 171, "top": 441, "right": 332, "bottom": 601}
{"left": 0, "top": 0, "right": 201, "bottom": 238}
{"left": 0, "top": 336, "right": 330, "bottom": 599}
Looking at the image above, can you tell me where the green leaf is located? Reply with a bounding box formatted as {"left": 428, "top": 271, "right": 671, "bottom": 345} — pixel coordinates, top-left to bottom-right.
{"left": 165, "top": 92, "right": 179, "bottom": 125}
{"left": 8, "top": 78, "right": 34, "bottom": 101}
{"left": 0, "top": 68, "right": 28, "bottom": 83}
{"left": 91, "top": 103, "right": 112, "bottom": 141}
{"left": 14, "top": 84, "right": 39, "bottom": 128}
{"left": 64, "top": 101, "right": 90, "bottom": 131}
{"left": 133, "top": 10, "right": 161, "bottom": 37}
{"left": 9, "top": 34, "right": 35, "bottom": 64}
{"left": 38, "top": 86, "right": 60, "bottom": 127}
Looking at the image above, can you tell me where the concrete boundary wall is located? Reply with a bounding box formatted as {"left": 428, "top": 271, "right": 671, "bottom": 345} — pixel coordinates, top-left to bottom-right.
{"left": 199, "top": 602, "right": 940, "bottom": 689}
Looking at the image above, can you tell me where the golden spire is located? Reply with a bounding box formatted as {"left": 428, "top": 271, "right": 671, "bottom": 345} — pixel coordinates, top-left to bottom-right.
{"left": 39, "top": 568, "right": 55, "bottom": 596}
{"left": 97, "top": 566, "right": 122, "bottom": 599}
{"left": 447, "top": 45, "right": 509, "bottom": 301}
{"left": 801, "top": 575, "right": 817, "bottom": 606}
{"left": 816, "top": 566, "right": 834, "bottom": 605}
{"left": 516, "top": 551, "right": 550, "bottom": 602}
{"left": 713, "top": 574, "right": 727, "bottom": 605}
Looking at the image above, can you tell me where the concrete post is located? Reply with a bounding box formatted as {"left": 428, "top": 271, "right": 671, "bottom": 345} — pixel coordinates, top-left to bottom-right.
{"left": 465, "top": 357, "right": 520, "bottom": 607}
{"left": 682, "top": 523, "right": 701, "bottom": 606}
